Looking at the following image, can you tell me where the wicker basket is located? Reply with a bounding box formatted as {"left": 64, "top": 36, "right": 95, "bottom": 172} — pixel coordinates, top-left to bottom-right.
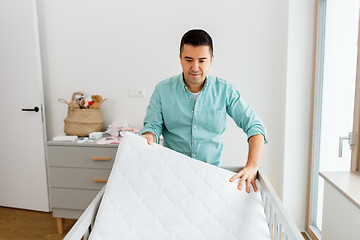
{"left": 58, "top": 98, "right": 106, "bottom": 137}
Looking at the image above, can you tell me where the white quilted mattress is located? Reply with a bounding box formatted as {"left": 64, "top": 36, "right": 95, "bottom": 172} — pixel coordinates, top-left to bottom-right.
{"left": 89, "top": 133, "right": 270, "bottom": 240}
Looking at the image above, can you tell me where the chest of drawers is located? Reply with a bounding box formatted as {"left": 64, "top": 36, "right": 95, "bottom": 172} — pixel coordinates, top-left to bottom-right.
{"left": 47, "top": 141, "right": 118, "bottom": 234}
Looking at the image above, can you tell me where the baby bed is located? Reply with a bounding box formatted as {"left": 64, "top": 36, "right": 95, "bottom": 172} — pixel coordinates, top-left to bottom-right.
{"left": 63, "top": 133, "right": 303, "bottom": 240}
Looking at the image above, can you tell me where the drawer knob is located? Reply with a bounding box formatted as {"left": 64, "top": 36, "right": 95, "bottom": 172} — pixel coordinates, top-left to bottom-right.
{"left": 93, "top": 179, "right": 108, "bottom": 183}
{"left": 91, "top": 157, "right": 111, "bottom": 161}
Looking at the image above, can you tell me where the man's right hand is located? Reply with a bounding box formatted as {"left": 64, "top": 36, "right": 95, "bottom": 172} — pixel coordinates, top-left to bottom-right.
{"left": 141, "top": 132, "right": 156, "bottom": 145}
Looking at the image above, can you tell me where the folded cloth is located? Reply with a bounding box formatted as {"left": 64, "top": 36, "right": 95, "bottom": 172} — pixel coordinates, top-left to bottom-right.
{"left": 52, "top": 135, "right": 78, "bottom": 142}
{"left": 96, "top": 137, "right": 121, "bottom": 145}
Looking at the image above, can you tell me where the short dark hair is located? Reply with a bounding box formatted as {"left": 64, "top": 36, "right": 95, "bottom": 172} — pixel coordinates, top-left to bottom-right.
{"left": 180, "top": 29, "right": 213, "bottom": 56}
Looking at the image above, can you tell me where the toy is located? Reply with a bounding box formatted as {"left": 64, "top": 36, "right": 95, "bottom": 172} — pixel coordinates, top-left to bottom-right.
{"left": 68, "top": 91, "right": 84, "bottom": 110}
{"left": 89, "top": 95, "right": 103, "bottom": 109}
{"left": 73, "top": 92, "right": 84, "bottom": 107}
{"left": 81, "top": 96, "right": 93, "bottom": 109}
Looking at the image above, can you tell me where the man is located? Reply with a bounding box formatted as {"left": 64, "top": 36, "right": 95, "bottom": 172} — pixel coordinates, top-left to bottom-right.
{"left": 139, "top": 29, "right": 267, "bottom": 193}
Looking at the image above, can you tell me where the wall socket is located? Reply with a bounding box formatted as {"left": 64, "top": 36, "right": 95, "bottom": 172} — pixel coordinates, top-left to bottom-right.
{"left": 128, "top": 88, "right": 146, "bottom": 97}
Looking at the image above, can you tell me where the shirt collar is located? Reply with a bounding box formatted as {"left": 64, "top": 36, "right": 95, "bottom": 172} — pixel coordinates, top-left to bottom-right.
{"left": 180, "top": 73, "right": 210, "bottom": 92}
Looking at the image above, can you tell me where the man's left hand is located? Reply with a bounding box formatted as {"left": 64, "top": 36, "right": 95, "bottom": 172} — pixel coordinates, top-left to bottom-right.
{"left": 229, "top": 164, "right": 258, "bottom": 193}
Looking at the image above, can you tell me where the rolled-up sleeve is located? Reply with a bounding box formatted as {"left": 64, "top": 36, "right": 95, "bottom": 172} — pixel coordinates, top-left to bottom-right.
{"left": 226, "top": 84, "right": 268, "bottom": 144}
{"left": 139, "top": 86, "right": 164, "bottom": 143}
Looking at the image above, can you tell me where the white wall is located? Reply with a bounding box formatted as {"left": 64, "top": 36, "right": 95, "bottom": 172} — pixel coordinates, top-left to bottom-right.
{"left": 37, "top": 0, "right": 316, "bottom": 230}
{"left": 282, "top": 0, "right": 316, "bottom": 230}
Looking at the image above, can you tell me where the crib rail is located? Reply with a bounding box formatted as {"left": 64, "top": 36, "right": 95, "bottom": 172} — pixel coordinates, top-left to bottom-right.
{"left": 63, "top": 185, "right": 106, "bottom": 240}
{"left": 223, "top": 167, "right": 303, "bottom": 240}
{"left": 258, "top": 171, "right": 303, "bottom": 240}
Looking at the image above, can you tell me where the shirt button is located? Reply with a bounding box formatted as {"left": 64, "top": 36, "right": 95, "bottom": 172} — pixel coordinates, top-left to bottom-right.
{"left": 189, "top": 96, "right": 192, "bottom": 99}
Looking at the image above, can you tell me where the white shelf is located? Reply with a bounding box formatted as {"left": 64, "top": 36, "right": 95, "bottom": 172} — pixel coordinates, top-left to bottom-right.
{"left": 319, "top": 171, "right": 360, "bottom": 209}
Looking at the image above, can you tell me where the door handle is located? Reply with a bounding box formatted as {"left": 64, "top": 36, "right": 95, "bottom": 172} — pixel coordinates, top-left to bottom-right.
{"left": 338, "top": 132, "right": 356, "bottom": 157}
{"left": 22, "top": 107, "right": 39, "bottom": 112}
{"left": 92, "top": 157, "right": 111, "bottom": 161}
{"left": 93, "top": 179, "right": 108, "bottom": 183}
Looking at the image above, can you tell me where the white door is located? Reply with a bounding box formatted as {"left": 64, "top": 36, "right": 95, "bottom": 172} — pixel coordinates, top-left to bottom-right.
{"left": 308, "top": 0, "right": 360, "bottom": 237}
{"left": 0, "top": 0, "right": 49, "bottom": 211}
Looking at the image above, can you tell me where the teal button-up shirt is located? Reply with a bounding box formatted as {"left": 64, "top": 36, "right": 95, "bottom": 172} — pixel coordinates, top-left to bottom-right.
{"left": 139, "top": 74, "right": 267, "bottom": 166}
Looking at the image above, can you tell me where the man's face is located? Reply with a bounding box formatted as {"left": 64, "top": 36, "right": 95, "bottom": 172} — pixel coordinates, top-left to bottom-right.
{"left": 179, "top": 44, "right": 214, "bottom": 88}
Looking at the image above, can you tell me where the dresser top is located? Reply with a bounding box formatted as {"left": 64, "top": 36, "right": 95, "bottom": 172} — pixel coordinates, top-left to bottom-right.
{"left": 320, "top": 171, "right": 360, "bottom": 209}
{"left": 47, "top": 140, "right": 119, "bottom": 148}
